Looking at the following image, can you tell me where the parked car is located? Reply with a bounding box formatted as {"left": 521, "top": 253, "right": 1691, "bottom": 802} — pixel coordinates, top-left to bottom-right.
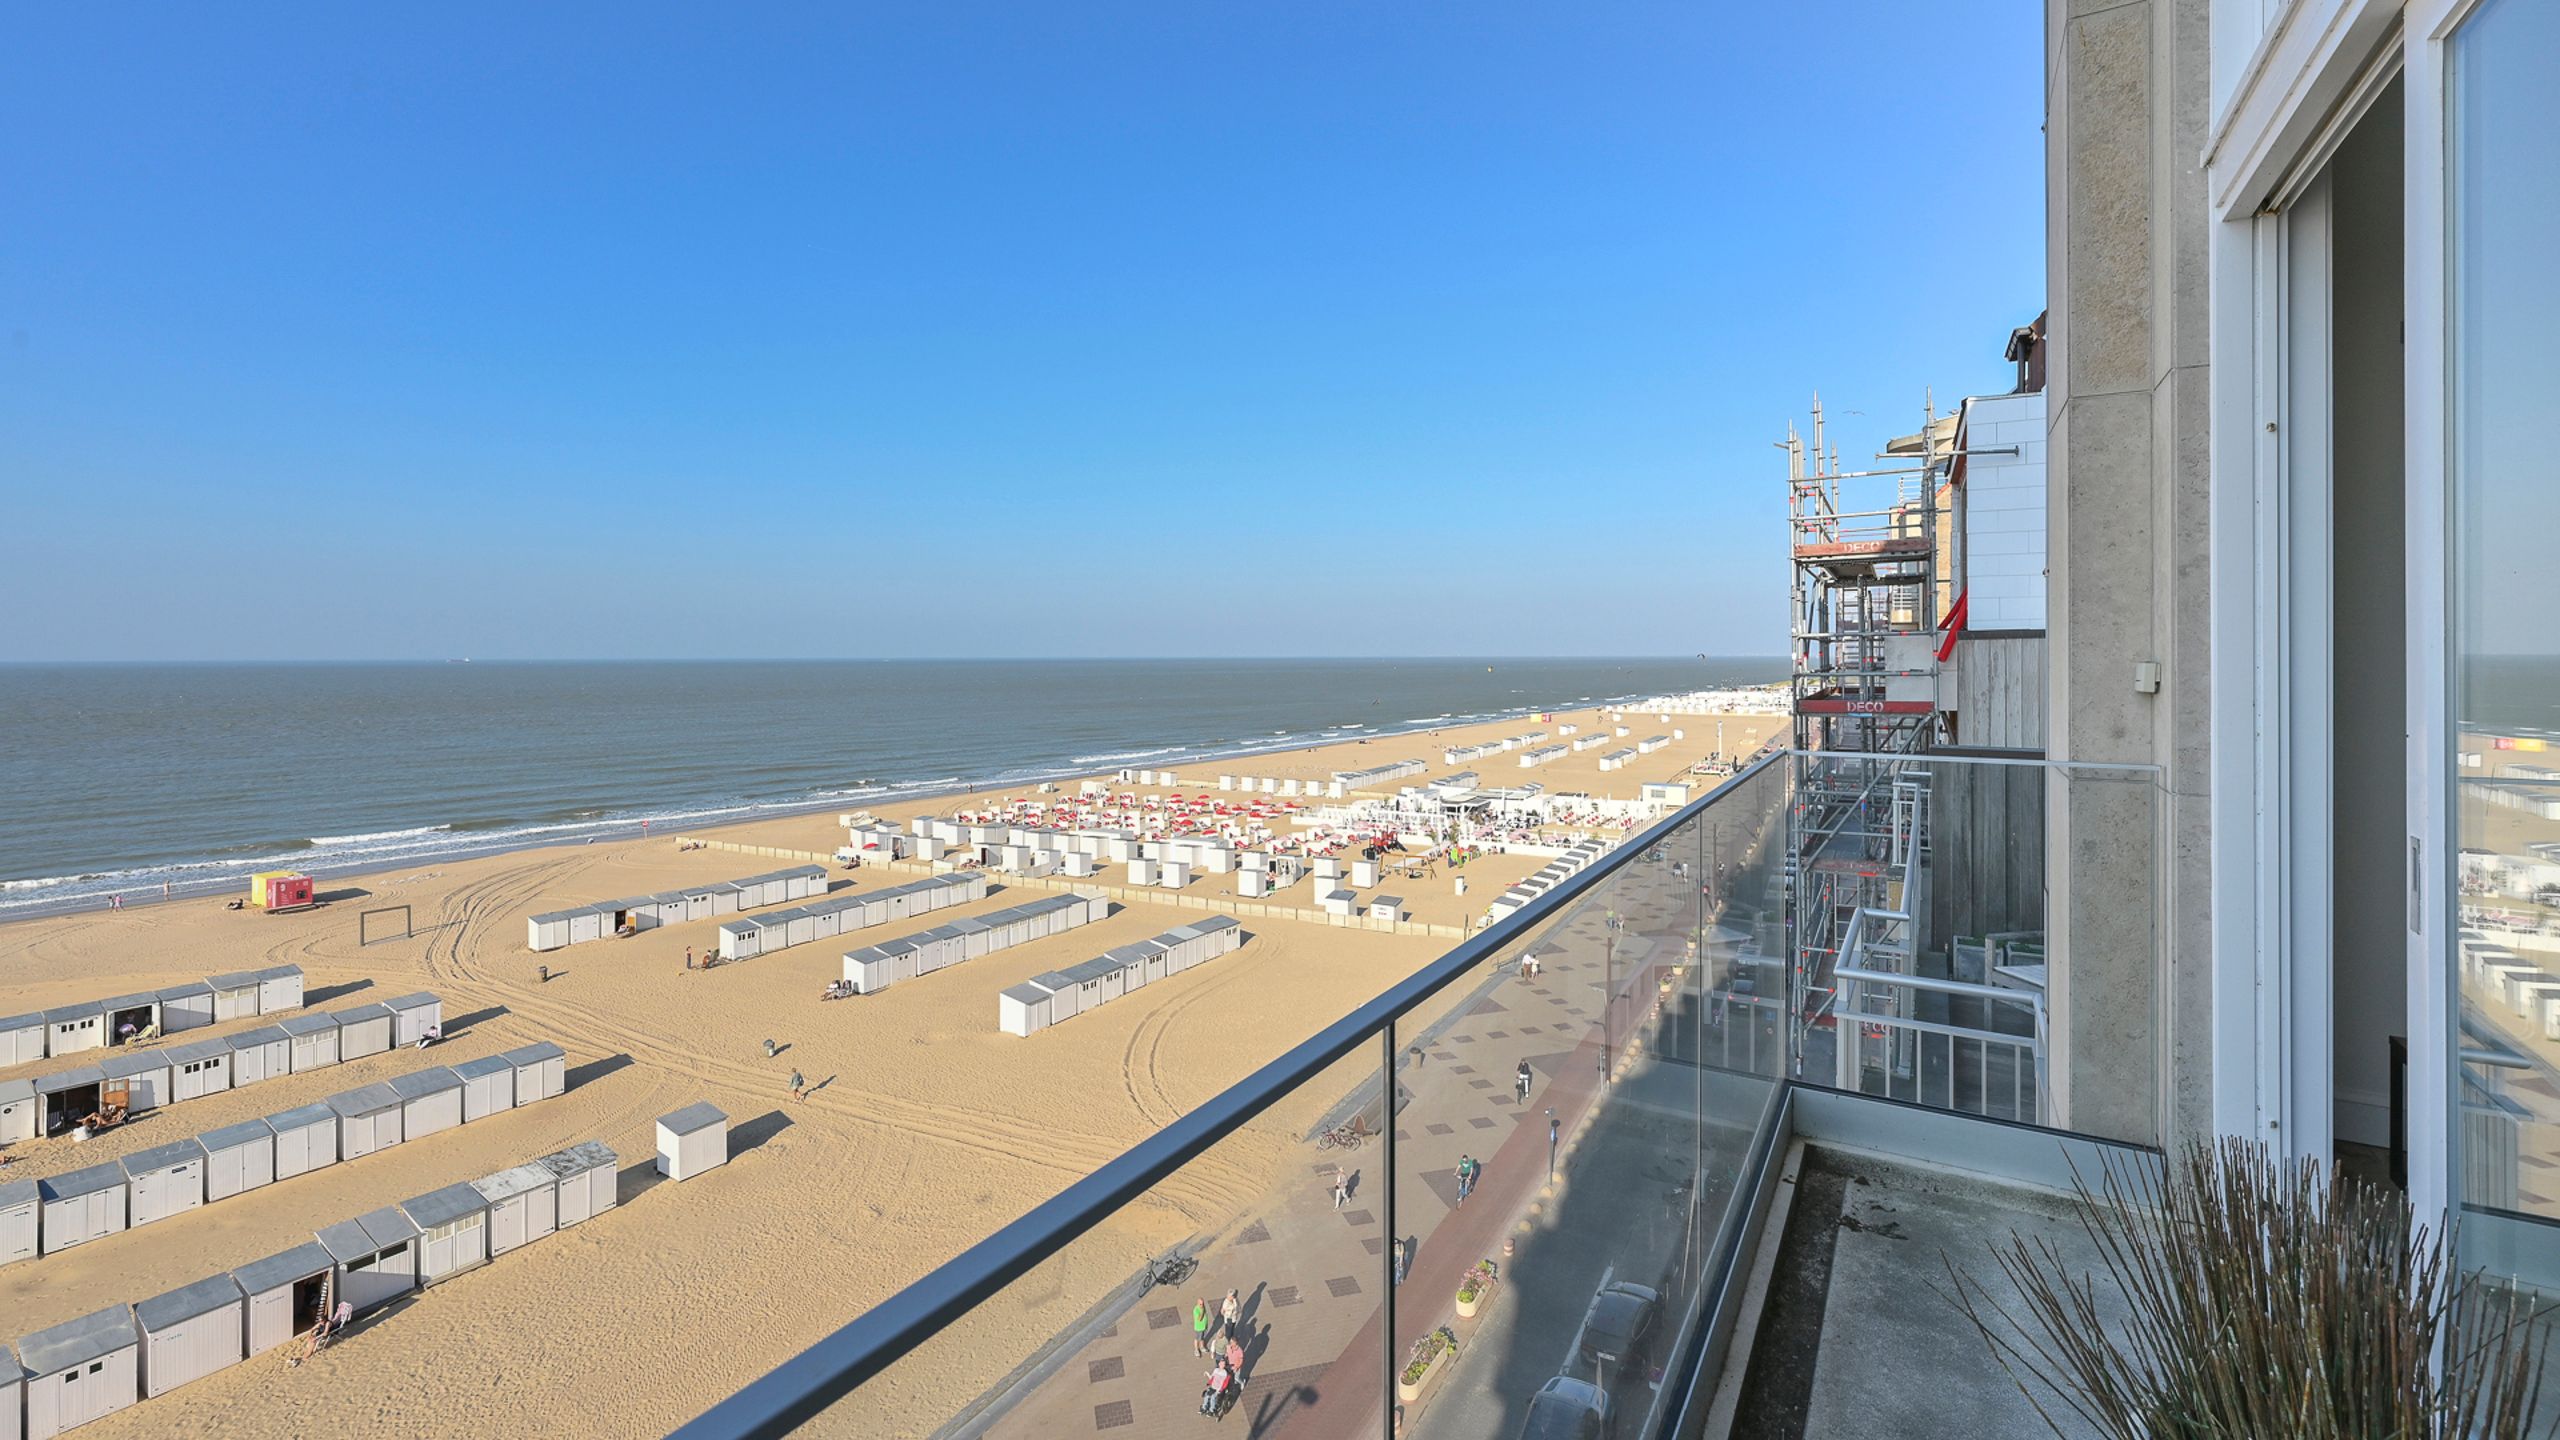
{"left": 1518, "top": 1375, "right": 1615, "bottom": 1439}
{"left": 1577, "top": 1280, "right": 1661, "bottom": 1379}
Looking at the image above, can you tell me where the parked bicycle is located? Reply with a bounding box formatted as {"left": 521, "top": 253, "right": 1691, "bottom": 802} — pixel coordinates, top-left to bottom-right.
{"left": 1314, "top": 1119, "right": 1370, "bottom": 1152}
{"left": 1144, "top": 1251, "right": 1198, "bottom": 1291}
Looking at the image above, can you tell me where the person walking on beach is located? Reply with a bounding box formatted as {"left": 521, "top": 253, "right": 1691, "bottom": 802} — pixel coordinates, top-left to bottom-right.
{"left": 1191, "top": 1298, "right": 1212, "bottom": 1357}
{"left": 685, "top": 946, "right": 694, "bottom": 971}
{"left": 1515, "top": 1060, "right": 1533, "bottom": 1104}
{"left": 788, "top": 1069, "right": 805, "bottom": 1101}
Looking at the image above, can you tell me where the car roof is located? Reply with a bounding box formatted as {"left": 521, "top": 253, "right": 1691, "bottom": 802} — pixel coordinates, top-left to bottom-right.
{"left": 1517, "top": 1391, "right": 1600, "bottom": 1440}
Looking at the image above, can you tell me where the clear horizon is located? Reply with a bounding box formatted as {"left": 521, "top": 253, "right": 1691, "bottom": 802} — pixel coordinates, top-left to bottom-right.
{"left": 0, "top": 3, "right": 2041, "bottom": 662}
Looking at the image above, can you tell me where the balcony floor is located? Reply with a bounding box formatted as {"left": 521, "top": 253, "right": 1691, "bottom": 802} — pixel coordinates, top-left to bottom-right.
{"left": 1722, "top": 1145, "right": 2112, "bottom": 1440}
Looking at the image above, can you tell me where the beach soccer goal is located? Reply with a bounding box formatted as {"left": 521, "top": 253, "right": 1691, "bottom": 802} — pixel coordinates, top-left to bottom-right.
{"left": 359, "top": 905, "right": 414, "bottom": 946}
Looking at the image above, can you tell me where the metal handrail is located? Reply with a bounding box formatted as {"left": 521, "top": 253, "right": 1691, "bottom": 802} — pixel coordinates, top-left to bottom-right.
{"left": 669, "top": 751, "right": 1789, "bottom": 1440}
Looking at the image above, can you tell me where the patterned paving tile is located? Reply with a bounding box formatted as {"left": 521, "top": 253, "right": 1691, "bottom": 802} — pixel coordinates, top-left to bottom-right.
{"left": 1469, "top": 1116, "right": 1499, "bottom": 1129}
{"left": 1363, "top": 1236, "right": 1387, "bottom": 1255}
{"left": 1146, "top": 1306, "right": 1181, "bottom": 1331}
{"left": 1088, "top": 1356, "right": 1125, "bottom": 1383}
{"left": 1450, "top": 1063, "right": 1477, "bottom": 1074}
{"left": 1326, "top": 1275, "right": 1363, "bottom": 1298}
{"left": 1471, "top": 998, "right": 1509, "bottom": 1015}
{"left": 1269, "top": 1285, "right": 1303, "bottom": 1307}
{"left": 1515, "top": 1025, "right": 1542, "bottom": 1033}
{"left": 1451, "top": 1034, "right": 1475, "bottom": 1044}
{"left": 1095, "top": 1399, "right": 1134, "bottom": 1429}
{"left": 1236, "top": 1220, "right": 1270, "bottom": 1245}
{"left": 1099, "top": 1324, "right": 1119, "bottom": 1339}
{"left": 1395, "top": 1129, "right": 1411, "bottom": 1142}
{"left": 1341, "top": 1208, "right": 1376, "bottom": 1226}
{"left": 1486, "top": 1029, "right": 1510, "bottom": 1039}
{"left": 1467, "top": 1078, "right": 1494, "bottom": 1090}
{"left": 1426, "top": 1122, "right": 1454, "bottom": 1136}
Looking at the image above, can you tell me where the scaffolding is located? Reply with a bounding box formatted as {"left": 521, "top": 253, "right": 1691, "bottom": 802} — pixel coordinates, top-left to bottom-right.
{"left": 1781, "top": 395, "right": 1954, "bottom": 1076}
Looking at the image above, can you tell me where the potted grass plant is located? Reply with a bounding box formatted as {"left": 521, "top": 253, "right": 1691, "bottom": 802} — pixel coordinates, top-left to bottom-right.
{"left": 1946, "top": 1136, "right": 2550, "bottom": 1439}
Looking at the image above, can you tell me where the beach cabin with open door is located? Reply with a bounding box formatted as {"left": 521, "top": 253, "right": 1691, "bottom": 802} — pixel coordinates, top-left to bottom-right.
{"left": 655, "top": 1102, "right": 729, "bottom": 1181}
{"left": 198, "top": 1119, "right": 276, "bottom": 1202}
{"left": 383, "top": 993, "right": 441, "bottom": 1047}
{"left": 317, "top": 1208, "right": 419, "bottom": 1317}
{"left": 0, "top": 1013, "right": 42, "bottom": 1066}
{"left": 450, "top": 1055, "right": 516, "bottom": 1121}
{"left": 328, "top": 1083, "right": 405, "bottom": 1161}
{"left": 33, "top": 1069, "right": 105, "bottom": 1137}
{"left": 332, "top": 1003, "right": 393, "bottom": 1061}
{"left": 163, "top": 1037, "right": 231, "bottom": 1102}
{"left": 252, "top": 965, "right": 303, "bottom": 1014}
{"left": 205, "top": 971, "right": 261, "bottom": 1023}
{"left": 18, "top": 1307, "right": 137, "bottom": 1440}
{"left": 400, "top": 1183, "right": 490, "bottom": 1286}
{"left": 121, "top": 1140, "right": 206, "bottom": 1228}
{"left": 0, "top": 1080, "right": 37, "bottom": 1145}
{"left": 224, "top": 1025, "right": 291, "bottom": 1087}
{"left": 38, "top": 1163, "right": 128, "bottom": 1253}
{"left": 277, "top": 1012, "right": 339, "bottom": 1073}
{"left": 235, "top": 1242, "right": 336, "bottom": 1355}
{"left": 500, "top": 1042, "right": 565, "bottom": 1102}
{"left": 135, "top": 1274, "right": 244, "bottom": 1398}
{"left": 542, "top": 1141, "right": 619, "bottom": 1227}
{"left": 263, "top": 1103, "right": 338, "bottom": 1180}
{"left": 153, "top": 983, "right": 213, "bottom": 1037}
{"left": 40, "top": 1003, "right": 104, "bottom": 1058}
{"left": 96, "top": 993, "right": 157, "bottom": 1047}
{"left": 96, "top": 1053, "right": 168, "bottom": 1115}
{"left": 0, "top": 1179, "right": 37, "bottom": 1267}
{"left": 470, "top": 1164, "right": 557, "bottom": 1257}
{"left": 384, "top": 1067, "right": 463, "bottom": 1140}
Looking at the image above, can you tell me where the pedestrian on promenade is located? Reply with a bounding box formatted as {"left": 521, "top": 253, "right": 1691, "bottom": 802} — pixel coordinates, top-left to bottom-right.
{"left": 1191, "top": 1298, "right": 1212, "bottom": 1357}
{"left": 1333, "top": 1168, "right": 1350, "bottom": 1209}
{"left": 1515, "top": 1060, "right": 1532, "bottom": 1104}
{"left": 1225, "top": 1333, "right": 1247, "bottom": 1384}
{"left": 1393, "top": 1237, "right": 1413, "bottom": 1286}
{"left": 1219, "top": 1289, "right": 1241, "bottom": 1344}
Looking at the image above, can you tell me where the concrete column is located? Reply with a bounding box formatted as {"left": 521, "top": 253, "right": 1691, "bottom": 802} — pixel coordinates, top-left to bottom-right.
{"left": 2044, "top": 0, "right": 2213, "bottom": 1146}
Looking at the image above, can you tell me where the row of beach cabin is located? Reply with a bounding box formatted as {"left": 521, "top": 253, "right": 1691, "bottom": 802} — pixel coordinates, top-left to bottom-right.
{"left": 1571, "top": 733, "right": 1609, "bottom": 753}
{"left": 1215, "top": 774, "right": 1348, "bottom": 799}
{"left": 1332, "top": 759, "right": 1428, "bottom": 790}
{"left": 2463, "top": 929, "right": 2560, "bottom": 1041}
{"left": 1518, "top": 744, "right": 1569, "bottom": 769}
{"left": 0, "top": 966, "right": 304, "bottom": 1066}
{"left": 0, "top": 993, "right": 444, "bottom": 1143}
{"left": 1483, "top": 839, "right": 1613, "bottom": 926}
{"left": 0, "top": 1038, "right": 565, "bottom": 1269}
{"left": 525, "top": 865, "right": 829, "bottom": 952}
{"left": 1, "top": 1137, "right": 616, "bottom": 1438}
{"left": 1595, "top": 747, "right": 1637, "bottom": 771}
{"left": 999, "top": 916, "right": 1245, "bottom": 1036}
{"left": 715, "top": 873, "right": 989, "bottom": 962}
{"left": 843, "top": 892, "right": 1110, "bottom": 995}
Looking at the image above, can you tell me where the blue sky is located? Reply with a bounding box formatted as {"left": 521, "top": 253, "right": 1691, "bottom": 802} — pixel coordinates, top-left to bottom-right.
{"left": 0, "top": 2, "right": 2043, "bottom": 661}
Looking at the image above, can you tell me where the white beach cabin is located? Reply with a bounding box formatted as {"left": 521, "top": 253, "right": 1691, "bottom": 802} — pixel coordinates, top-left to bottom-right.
{"left": 121, "top": 1140, "right": 207, "bottom": 1228}
{"left": 0, "top": 1341, "right": 21, "bottom": 1440}
{"left": 162, "top": 1037, "right": 232, "bottom": 1102}
{"left": 18, "top": 1307, "right": 137, "bottom": 1440}
{"left": 0, "top": 1080, "right": 30, "bottom": 1145}
{"left": 276, "top": 1011, "right": 340, "bottom": 1072}
{"left": 251, "top": 965, "right": 304, "bottom": 1014}
{"left": 471, "top": 1164, "right": 559, "bottom": 1258}
{"left": 198, "top": 1119, "right": 277, "bottom": 1202}
{"left": 332, "top": 1003, "right": 395, "bottom": 1061}
{"left": 0, "top": 1013, "right": 42, "bottom": 1067}
{"left": 384, "top": 1067, "right": 465, "bottom": 1140}
{"left": 264, "top": 1103, "right": 340, "bottom": 1180}
{"left": 655, "top": 1102, "right": 729, "bottom": 1182}
{"left": 224, "top": 1025, "right": 292, "bottom": 1088}
{"left": 204, "top": 971, "right": 261, "bottom": 1023}
{"left": 38, "top": 1162, "right": 128, "bottom": 1253}
{"left": 233, "top": 1242, "right": 336, "bottom": 1355}
{"left": 383, "top": 992, "right": 442, "bottom": 1047}
{"left": 96, "top": 1053, "right": 170, "bottom": 1114}
{"left": 328, "top": 1083, "right": 406, "bottom": 1161}
{"left": 541, "top": 1141, "right": 619, "bottom": 1226}
{"left": 135, "top": 1274, "right": 245, "bottom": 1398}
{"left": 153, "top": 982, "right": 215, "bottom": 1036}
{"left": 40, "top": 1003, "right": 104, "bottom": 1058}
{"left": 501, "top": 1042, "right": 566, "bottom": 1102}
{"left": 400, "top": 1183, "right": 491, "bottom": 1286}
{"left": 0, "top": 1179, "right": 36, "bottom": 1268}
{"left": 96, "top": 993, "right": 158, "bottom": 1048}
{"left": 450, "top": 1055, "right": 517, "bottom": 1122}
{"left": 317, "top": 1207, "right": 420, "bottom": 1316}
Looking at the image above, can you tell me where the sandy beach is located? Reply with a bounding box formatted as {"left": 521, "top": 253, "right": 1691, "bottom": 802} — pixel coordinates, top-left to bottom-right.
{"left": 0, "top": 704, "right": 1781, "bottom": 1438}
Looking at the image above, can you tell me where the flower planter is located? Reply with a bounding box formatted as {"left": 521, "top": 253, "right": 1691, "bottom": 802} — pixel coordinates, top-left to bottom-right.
{"left": 1397, "top": 1329, "right": 1457, "bottom": 1404}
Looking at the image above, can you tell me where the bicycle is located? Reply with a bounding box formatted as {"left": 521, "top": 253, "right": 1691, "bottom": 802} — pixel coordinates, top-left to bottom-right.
{"left": 1314, "top": 1120, "right": 1369, "bottom": 1152}
{"left": 1144, "top": 1251, "right": 1197, "bottom": 1291}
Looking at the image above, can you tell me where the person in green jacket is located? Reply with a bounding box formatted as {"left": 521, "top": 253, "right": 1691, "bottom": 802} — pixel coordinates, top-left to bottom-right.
{"left": 1191, "top": 1298, "right": 1212, "bottom": 1357}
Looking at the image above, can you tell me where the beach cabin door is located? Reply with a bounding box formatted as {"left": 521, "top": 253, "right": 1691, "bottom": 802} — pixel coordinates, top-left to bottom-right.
{"left": 341, "top": 1247, "right": 411, "bottom": 1313}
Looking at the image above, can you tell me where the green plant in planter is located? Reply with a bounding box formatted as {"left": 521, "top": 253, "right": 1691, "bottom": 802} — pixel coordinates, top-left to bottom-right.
{"left": 1458, "top": 1259, "right": 1500, "bottom": 1305}
{"left": 1401, "top": 1326, "right": 1458, "bottom": 1386}
{"left": 1945, "top": 1136, "right": 2550, "bottom": 1440}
